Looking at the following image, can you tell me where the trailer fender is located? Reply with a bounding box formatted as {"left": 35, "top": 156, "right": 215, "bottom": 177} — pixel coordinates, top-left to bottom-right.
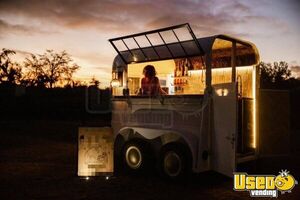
{"left": 114, "top": 127, "right": 197, "bottom": 170}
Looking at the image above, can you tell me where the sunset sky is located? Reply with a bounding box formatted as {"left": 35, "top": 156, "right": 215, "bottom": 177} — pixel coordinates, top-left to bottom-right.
{"left": 0, "top": 0, "right": 299, "bottom": 86}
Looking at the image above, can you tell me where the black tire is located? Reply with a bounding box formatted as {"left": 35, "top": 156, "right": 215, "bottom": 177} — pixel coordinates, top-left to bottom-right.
{"left": 122, "top": 140, "right": 152, "bottom": 173}
{"left": 113, "top": 135, "right": 125, "bottom": 175}
{"left": 159, "top": 144, "right": 190, "bottom": 180}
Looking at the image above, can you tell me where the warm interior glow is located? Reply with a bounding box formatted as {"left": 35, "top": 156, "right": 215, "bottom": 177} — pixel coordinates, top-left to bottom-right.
{"left": 128, "top": 60, "right": 176, "bottom": 95}
{"left": 126, "top": 59, "right": 253, "bottom": 96}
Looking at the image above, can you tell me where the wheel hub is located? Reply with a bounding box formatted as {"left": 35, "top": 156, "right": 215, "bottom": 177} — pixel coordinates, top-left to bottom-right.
{"left": 164, "top": 151, "right": 182, "bottom": 177}
{"left": 125, "top": 146, "right": 142, "bottom": 169}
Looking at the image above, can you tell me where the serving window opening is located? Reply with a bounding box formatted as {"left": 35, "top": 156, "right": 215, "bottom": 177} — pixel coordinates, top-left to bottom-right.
{"left": 123, "top": 58, "right": 254, "bottom": 97}
{"left": 127, "top": 57, "right": 206, "bottom": 96}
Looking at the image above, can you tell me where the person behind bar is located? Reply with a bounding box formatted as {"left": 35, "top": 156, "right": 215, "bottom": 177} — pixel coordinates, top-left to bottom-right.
{"left": 139, "top": 65, "right": 166, "bottom": 96}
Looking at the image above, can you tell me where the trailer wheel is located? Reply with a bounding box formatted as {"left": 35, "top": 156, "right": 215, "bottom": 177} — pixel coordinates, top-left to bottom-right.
{"left": 122, "top": 141, "right": 151, "bottom": 172}
{"left": 159, "top": 144, "right": 190, "bottom": 179}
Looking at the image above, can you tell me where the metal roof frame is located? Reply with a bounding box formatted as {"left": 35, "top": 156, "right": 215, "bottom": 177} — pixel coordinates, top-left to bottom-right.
{"left": 109, "top": 23, "right": 204, "bottom": 64}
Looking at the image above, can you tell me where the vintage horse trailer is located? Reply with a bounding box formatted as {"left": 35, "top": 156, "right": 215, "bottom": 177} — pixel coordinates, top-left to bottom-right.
{"left": 109, "top": 23, "right": 259, "bottom": 178}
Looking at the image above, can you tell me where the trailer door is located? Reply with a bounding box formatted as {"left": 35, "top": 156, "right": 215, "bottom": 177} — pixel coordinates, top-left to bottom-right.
{"left": 212, "top": 82, "right": 237, "bottom": 177}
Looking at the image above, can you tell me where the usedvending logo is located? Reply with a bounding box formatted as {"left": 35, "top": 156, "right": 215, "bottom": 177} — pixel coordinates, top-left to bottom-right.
{"left": 234, "top": 170, "right": 298, "bottom": 197}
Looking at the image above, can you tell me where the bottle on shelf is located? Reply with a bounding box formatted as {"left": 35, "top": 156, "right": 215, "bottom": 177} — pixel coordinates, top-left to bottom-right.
{"left": 184, "top": 65, "right": 188, "bottom": 76}
{"left": 177, "top": 63, "right": 182, "bottom": 77}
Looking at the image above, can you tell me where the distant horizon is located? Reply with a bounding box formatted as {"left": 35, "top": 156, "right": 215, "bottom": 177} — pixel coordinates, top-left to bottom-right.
{"left": 1, "top": 0, "right": 300, "bottom": 86}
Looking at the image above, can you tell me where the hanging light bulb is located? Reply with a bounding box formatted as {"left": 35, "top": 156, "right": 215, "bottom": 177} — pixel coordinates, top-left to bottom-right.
{"left": 111, "top": 72, "right": 120, "bottom": 87}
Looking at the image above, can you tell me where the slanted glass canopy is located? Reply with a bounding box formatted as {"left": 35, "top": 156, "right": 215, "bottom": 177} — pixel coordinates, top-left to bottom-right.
{"left": 109, "top": 23, "right": 204, "bottom": 64}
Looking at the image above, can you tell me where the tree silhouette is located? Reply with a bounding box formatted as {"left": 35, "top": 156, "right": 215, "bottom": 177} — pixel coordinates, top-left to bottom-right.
{"left": 90, "top": 76, "right": 100, "bottom": 88}
{"left": 24, "top": 50, "right": 80, "bottom": 88}
{"left": 259, "top": 61, "right": 292, "bottom": 89}
{"left": 23, "top": 54, "right": 47, "bottom": 87}
{"left": 0, "top": 48, "right": 22, "bottom": 85}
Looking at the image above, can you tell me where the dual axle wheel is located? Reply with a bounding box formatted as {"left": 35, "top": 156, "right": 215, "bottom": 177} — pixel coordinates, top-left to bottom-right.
{"left": 122, "top": 141, "right": 189, "bottom": 179}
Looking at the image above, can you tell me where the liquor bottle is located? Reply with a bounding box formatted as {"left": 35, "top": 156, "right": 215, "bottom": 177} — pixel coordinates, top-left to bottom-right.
{"left": 177, "top": 62, "right": 182, "bottom": 77}
{"left": 184, "top": 58, "right": 189, "bottom": 76}
{"left": 184, "top": 65, "right": 188, "bottom": 76}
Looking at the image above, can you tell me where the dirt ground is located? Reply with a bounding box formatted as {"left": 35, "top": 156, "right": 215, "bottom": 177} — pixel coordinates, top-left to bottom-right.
{"left": 0, "top": 120, "right": 299, "bottom": 200}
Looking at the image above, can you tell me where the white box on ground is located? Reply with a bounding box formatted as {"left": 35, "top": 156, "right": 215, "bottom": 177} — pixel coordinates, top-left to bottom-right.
{"left": 78, "top": 127, "right": 113, "bottom": 176}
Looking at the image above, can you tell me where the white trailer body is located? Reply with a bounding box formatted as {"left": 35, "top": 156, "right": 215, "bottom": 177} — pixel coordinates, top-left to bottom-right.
{"left": 109, "top": 24, "right": 259, "bottom": 178}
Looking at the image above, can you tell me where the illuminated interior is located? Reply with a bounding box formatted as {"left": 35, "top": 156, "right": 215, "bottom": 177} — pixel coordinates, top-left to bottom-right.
{"left": 127, "top": 60, "right": 175, "bottom": 95}
{"left": 125, "top": 60, "right": 254, "bottom": 98}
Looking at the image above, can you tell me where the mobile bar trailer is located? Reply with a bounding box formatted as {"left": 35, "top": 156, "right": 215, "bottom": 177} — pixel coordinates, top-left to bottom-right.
{"left": 79, "top": 23, "right": 260, "bottom": 179}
